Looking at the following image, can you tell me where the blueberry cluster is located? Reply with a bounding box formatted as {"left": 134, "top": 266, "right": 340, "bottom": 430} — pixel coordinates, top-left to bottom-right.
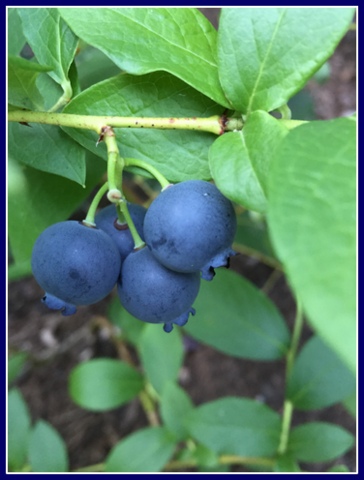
{"left": 31, "top": 180, "right": 237, "bottom": 332}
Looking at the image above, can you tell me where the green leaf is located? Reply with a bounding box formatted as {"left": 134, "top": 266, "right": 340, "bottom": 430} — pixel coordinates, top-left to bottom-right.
{"left": 8, "top": 260, "right": 32, "bottom": 280}
{"left": 234, "top": 210, "right": 278, "bottom": 266}
{"left": 7, "top": 8, "right": 26, "bottom": 55}
{"left": 63, "top": 71, "right": 223, "bottom": 182}
{"left": 160, "top": 382, "right": 194, "bottom": 441}
{"left": 138, "top": 324, "right": 184, "bottom": 394}
{"left": 8, "top": 56, "right": 51, "bottom": 110}
{"left": 185, "top": 397, "right": 281, "bottom": 457}
{"left": 75, "top": 45, "right": 122, "bottom": 90}
{"left": 60, "top": 7, "right": 229, "bottom": 107}
{"left": 8, "top": 122, "right": 86, "bottom": 184}
{"left": 35, "top": 74, "right": 64, "bottom": 111}
{"left": 8, "top": 389, "right": 31, "bottom": 471}
{"left": 18, "top": 8, "right": 78, "bottom": 99}
{"left": 184, "top": 268, "right": 290, "bottom": 360}
{"left": 343, "top": 392, "right": 356, "bottom": 418}
{"left": 217, "top": 8, "right": 355, "bottom": 113}
{"left": 287, "top": 336, "right": 356, "bottom": 410}
{"left": 176, "top": 445, "right": 225, "bottom": 471}
{"left": 8, "top": 153, "right": 103, "bottom": 266}
{"left": 328, "top": 464, "right": 350, "bottom": 472}
{"left": 209, "top": 111, "right": 288, "bottom": 212}
{"left": 107, "top": 297, "right": 146, "bottom": 346}
{"left": 274, "top": 454, "right": 301, "bottom": 472}
{"left": 8, "top": 352, "right": 28, "bottom": 385}
{"left": 105, "top": 427, "right": 176, "bottom": 472}
{"left": 267, "top": 118, "right": 356, "bottom": 372}
{"left": 287, "top": 422, "right": 354, "bottom": 463}
{"left": 29, "top": 420, "right": 69, "bottom": 472}
{"left": 69, "top": 359, "right": 144, "bottom": 411}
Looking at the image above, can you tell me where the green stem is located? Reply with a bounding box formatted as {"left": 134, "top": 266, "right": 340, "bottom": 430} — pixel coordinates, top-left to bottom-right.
{"left": 165, "top": 455, "right": 275, "bottom": 471}
{"left": 103, "top": 127, "right": 124, "bottom": 196}
{"left": 118, "top": 200, "right": 145, "bottom": 249}
{"left": 277, "top": 104, "right": 292, "bottom": 120}
{"left": 48, "top": 82, "right": 73, "bottom": 112}
{"left": 278, "top": 300, "right": 304, "bottom": 455}
{"left": 139, "top": 388, "right": 160, "bottom": 426}
{"left": 277, "top": 400, "right": 294, "bottom": 455}
{"left": 83, "top": 182, "right": 109, "bottom": 226}
{"left": 125, "top": 158, "right": 171, "bottom": 190}
{"left": 8, "top": 110, "right": 243, "bottom": 135}
{"left": 219, "top": 455, "right": 275, "bottom": 467}
{"left": 233, "top": 242, "right": 283, "bottom": 271}
{"left": 73, "top": 463, "right": 104, "bottom": 473}
{"left": 101, "top": 127, "right": 144, "bottom": 247}
{"left": 286, "top": 300, "right": 304, "bottom": 378}
{"left": 73, "top": 454, "right": 275, "bottom": 473}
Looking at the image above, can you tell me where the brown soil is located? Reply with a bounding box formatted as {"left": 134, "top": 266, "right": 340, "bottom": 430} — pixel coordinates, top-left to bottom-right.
{"left": 8, "top": 10, "right": 356, "bottom": 473}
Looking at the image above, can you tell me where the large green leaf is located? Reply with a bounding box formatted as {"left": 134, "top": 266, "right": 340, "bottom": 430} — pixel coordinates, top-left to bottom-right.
{"left": 60, "top": 7, "right": 229, "bottom": 107}
{"left": 234, "top": 210, "right": 278, "bottom": 266}
{"left": 8, "top": 56, "right": 51, "bottom": 110}
{"left": 28, "top": 420, "right": 69, "bottom": 472}
{"left": 217, "top": 8, "right": 355, "bottom": 113}
{"left": 185, "top": 397, "right": 281, "bottom": 457}
{"left": 267, "top": 118, "right": 356, "bottom": 372}
{"left": 8, "top": 389, "right": 31, "bottom": 471}
{"left": 18, "top": 8, "right": 78, "bottom": 99}
{"left": 160, "top": 382, "right": 194, "bottom": 441}
{"left": 105, "top": 427, "right": 176, "bottom": 472}
{"left": 8, "top": 122, "right": 86, "bottom": 184}
{"left": 8, "top": 153, "right": 104, "bottom": 268}
{"left": 138, "top": 324, "right": 184, "bottom": 394}
{"left": 63, "top": 71, "right": 223, "bottom": 182}
{"left": 287, "top": 336, "right": 356, "bottom": 411}
{"left": 7, "top": 8, "right": 26, "bottom": 55}
{"left": 209, "top": 111, "right": 288, "bottom": 213}
{"left": 35, "top": 74, "right": 65, "bottom": 112}
{"left": 75, "top": 45, "right": 121, "bottom": 90}
{"left": 287, "top": 422, "right": 354, "bottom": 463}
{"left": 184, "top": 268, "right": 290, "bottom": 360}
{"left": 69, "top": 359, "right": 144, "bottom": 411}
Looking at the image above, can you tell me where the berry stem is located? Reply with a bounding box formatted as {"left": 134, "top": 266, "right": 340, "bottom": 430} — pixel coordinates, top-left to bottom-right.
{"left": 102, "top": 127, "right": 144, "bottom": 247}
{"left": 125, "top": 158, "right": 171, "bottom": 190}
{"left": 8, "top": 110, "right": 243, "bottom": 135}
{"left": 118, "top": 200, "right": 145, "bottom": 249}
{"left": 83, "top": 182, "right": 109, "bottom": 226}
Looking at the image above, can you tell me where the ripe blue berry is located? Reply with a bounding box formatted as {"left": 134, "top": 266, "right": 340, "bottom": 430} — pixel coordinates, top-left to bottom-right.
{"left": 117, "top": 247, "right": 200, "bottom": 332}
{"left": 31, "top": 221, "right": 122, "bottom": 315}
{"left": 95, "top": 203, "right": 146, "bottom": 262}
{"left": 143, "top": 180, "right": 237, "bottom": 280}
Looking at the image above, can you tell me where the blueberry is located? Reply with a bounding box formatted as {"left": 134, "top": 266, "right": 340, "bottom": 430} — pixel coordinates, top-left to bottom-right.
{"left": 143, "top": 180, "right": 237, "bottom": 280}
{"left": 31, "top": 221, "right": 122, "bottom": 315}
{"left": 117, "top": 247, "right": 200, "bottom": 332}
{"left": 95, "top": 203, "right": 147, "bottom": 262}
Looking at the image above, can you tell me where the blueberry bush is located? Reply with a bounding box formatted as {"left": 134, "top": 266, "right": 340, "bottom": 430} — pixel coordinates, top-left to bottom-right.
{"left": 7, "top": 7, "right": 356, "bottom": 473}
